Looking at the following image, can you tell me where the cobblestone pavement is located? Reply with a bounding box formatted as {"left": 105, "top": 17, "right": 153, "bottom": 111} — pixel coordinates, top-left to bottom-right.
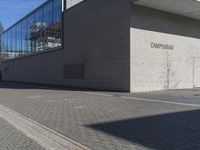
{"left": 0, "top": 82, "right": 200, "bottom": 150}
{"left": 0, "top": 118, "right": 44, "bottom": 150}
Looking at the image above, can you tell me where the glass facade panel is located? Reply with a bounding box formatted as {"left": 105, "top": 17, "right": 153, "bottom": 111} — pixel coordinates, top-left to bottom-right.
{"left": 1, "top": 34, "right": 5, "bottom": 51}
{"left": 4, "top": 33, "right": 8, "bottom": 51}
{"left": 53, "top": 0, "right": 62, "bottom": 48}
{"left": 0, "top": 34, "right": 8, "bottom": 59}
{"left": 4, "top": 33, "right": 7, "bottom": 51}
{"left": 7, "top": 30, "right": 12, "bottom": 52}
{"left": 12, "top": 27, "right": 16, "bottom": 53}
{"left": 22, "top": 19, "right": 28, "bottom": 54}
{"left": 43, "top": 1, "right": 54, "bottom": 50}
{"left": 0, "top": 0, "right": 62, "bottom": 61}
{"left": 16, "top": 23, "right": 22, "bottom": 52}
{"left": 35, "top": 8, "right": 43, "bottom": 52}
{"left": 28, "top": 14, "right": 35, "bottom": 52}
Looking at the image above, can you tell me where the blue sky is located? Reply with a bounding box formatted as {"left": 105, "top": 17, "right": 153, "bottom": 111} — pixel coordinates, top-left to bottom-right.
{"left": 0, "top": 0, "right": 47, "bottom": 30}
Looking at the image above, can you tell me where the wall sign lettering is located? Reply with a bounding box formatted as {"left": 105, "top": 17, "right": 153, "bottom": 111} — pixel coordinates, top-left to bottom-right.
{"left": 151, "top": 42, "right": 174, "bottom": 50}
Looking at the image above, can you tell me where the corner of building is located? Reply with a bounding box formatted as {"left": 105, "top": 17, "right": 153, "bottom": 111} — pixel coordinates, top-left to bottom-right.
{"left": 62, "top": 0, "right": 132, "bottom": 91}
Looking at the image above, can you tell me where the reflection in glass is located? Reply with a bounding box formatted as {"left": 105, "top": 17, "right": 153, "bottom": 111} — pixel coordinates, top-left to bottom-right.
{"left": 53, "top": 0, "right": 62, "bottom": 48}
{"left": 0, "top": 0, "right": 62, "bottom": 60}
{"left": 28, "top": 14, "right": 35, "bottom": 53}
{"left": 22, "top": 19, "right": 28, "bottom": 54}
{"left": 35, "top": 8, "right": 43, "bottom": 52}
{"left": 16, "top": 23, "right": 21, "bottom": 52}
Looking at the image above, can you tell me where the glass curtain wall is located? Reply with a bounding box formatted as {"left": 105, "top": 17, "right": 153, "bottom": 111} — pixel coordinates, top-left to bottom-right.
{"left": 0, "top": 0, "right": 62, "bottom": 60}
{"left": 28, "top": 14, "right": 35, "bottom": 53}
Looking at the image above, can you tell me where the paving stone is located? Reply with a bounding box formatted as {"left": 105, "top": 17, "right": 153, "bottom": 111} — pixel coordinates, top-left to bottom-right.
{"left": 0, "top": 118, "right": 45, "bottom": 150}
{"left": 0, "top": 82, "right": 199, "bottom": 150}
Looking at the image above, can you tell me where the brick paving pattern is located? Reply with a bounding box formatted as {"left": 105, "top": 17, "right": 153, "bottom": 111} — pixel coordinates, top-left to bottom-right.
{"left": 0, "top": 118, "right": 45, "bottom": 150}
{"left": 0, "top": 82, "right": 199, "bottom": 150}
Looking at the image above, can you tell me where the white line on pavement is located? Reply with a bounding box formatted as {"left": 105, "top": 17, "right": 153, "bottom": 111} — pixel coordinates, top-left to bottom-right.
{"left": 0, "top": 104, "right": 91, "bottom": 150}
{"left": 26, "top": 96, "right": 43, "bottom": 99}
{"left": 80, "top": 92, "right": 200, "bottom": 108}
{"left": 121, "top": 96, "right": 200, "bottom": 107}
{"left": 79, "top": 92, "right": 113, "bottom": 97}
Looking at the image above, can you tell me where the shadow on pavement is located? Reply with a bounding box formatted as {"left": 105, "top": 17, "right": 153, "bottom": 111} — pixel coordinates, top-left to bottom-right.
{"left": 0, "top": 81, "right": 70, "bottom": 90}
{"left": 0, "top": 81, "right": 75, "bottom": 90}
{"left": 0, "top": 81, "right": 120, "bottom": 92}
{"left": 87, "top": 109, "right": 200, "bottom": 150}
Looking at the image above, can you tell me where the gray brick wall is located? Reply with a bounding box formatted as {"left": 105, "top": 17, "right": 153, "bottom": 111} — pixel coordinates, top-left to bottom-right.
{"left": 63, "top": 0, "right": 131, "bottom": 91}
{"left": 2, "top": 50, "right": 64, "bottom": 85}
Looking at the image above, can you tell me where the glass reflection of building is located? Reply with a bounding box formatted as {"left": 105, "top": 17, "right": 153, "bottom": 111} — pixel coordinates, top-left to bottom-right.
{"left": 1, "top": 0, "right": 62, "bottom": 60}
{"left": 0, "top": 22, "right": 4, "bottom": 51}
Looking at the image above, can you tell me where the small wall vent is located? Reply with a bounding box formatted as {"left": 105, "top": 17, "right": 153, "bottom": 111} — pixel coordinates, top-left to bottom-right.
{"left": 63, "top": 64, "right": 84, "bottom": 79}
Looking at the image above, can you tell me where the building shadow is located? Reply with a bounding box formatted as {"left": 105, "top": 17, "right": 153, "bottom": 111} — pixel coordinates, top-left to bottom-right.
{"left": 0, "top": 81, "right": 90, "bottom": 91}
{"left": 0, "top": 81, "right": 67, "bottom": 90}
{"left": 0, "top": 81, "right": 126, "bottom": 93}
{"left": 87, "top": 109, "right": 200, "bottom": 150}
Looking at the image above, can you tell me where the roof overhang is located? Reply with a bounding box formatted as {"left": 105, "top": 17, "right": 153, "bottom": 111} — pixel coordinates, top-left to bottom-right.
{"left": 133, "top": 0, "right": 200, "bottom": 20}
